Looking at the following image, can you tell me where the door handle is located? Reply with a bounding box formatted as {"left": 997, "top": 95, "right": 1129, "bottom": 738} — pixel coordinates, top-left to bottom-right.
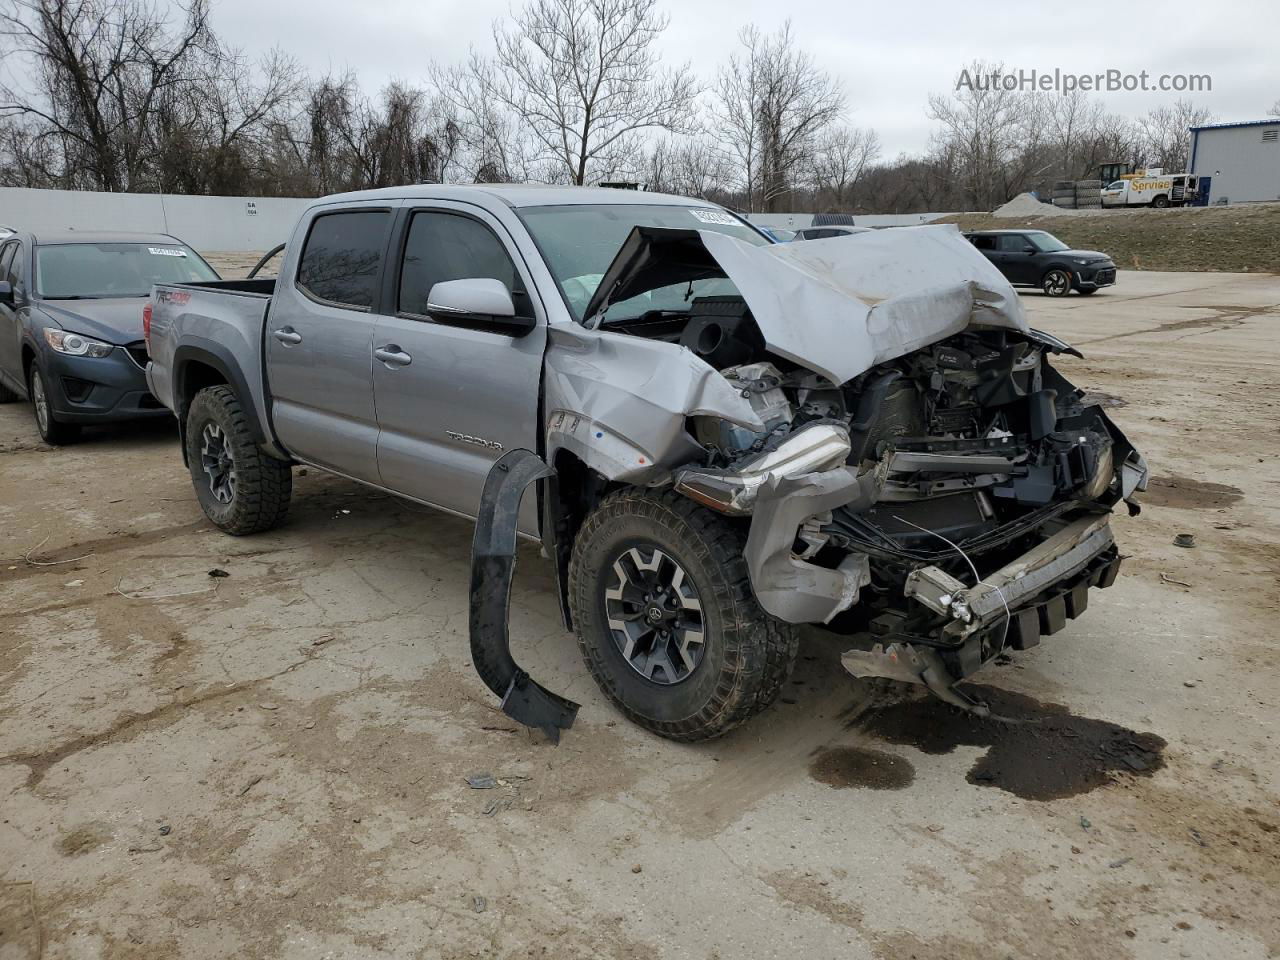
{"left": 273, "top": 327, "right": 302, "bottom": 345}
{"left": 374, "top": 345, "right": 412, "bottom": 367}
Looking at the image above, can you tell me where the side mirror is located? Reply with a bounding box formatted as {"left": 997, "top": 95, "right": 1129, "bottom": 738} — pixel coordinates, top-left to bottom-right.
{"left": 0, "top": 281, "right": 12, "bottom": 306}
{"left": 1022, "top": 246, "right": 1037, "bottom": 254}
{"left": 426, "top": 278, "right": 534, "bottom": 336}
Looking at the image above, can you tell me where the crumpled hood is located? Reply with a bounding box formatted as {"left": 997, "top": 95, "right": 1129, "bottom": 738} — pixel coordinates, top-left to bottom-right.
{"left": 37, "top": 297, "right": 149, "bottom": 345}
{"left": 588, "top": 223, "right": 1029, "bottom": 385}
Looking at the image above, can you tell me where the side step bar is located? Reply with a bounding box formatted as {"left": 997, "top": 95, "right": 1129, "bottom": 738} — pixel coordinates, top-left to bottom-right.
{"left": 470, "top": 449, "right": 579, "bottom": 743}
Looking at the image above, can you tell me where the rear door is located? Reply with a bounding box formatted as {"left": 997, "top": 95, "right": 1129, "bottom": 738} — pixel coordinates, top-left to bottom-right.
{"left": 372, "top": 204, "right": 545, "bottom": 530}
{"left": 266, "top": 205, "right": 396, "bottom": 483}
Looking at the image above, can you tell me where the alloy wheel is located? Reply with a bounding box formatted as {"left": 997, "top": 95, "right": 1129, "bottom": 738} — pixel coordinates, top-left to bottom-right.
{"left": 603, "top": 545, "right": 706, "bottom": 685}
{"left": 31, "top": 369, "right": 49, "bottom": 435}
{"left": 200, "top": 422, "right": 237, "bottom": 504}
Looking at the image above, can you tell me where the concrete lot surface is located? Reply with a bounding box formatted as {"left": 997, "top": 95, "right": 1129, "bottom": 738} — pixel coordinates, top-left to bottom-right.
{"left": 1, "top": 270, "right": 1277, "bottom": 959}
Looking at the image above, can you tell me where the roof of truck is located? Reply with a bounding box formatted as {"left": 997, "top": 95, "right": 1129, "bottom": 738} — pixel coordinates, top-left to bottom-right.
{"left": 317, "top": 183, "right": 712, "bottom": 209}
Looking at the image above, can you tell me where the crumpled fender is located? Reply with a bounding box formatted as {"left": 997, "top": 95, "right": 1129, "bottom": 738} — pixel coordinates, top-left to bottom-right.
{"left": 542, "top": 324, "right": 763, "bottom": 483}
{"left": 744, "top": 456, "right": 890, "bottom": 623}
{"left": 470, "top": 449, "right": 579, "bottom": 743}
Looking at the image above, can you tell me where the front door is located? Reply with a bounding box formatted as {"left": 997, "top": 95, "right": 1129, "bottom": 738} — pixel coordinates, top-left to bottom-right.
{"left": 372, "top": 205, "right": 545, "bottom": 532}
{"left": 266, "top": 206, "right": 394, "bottom": 484}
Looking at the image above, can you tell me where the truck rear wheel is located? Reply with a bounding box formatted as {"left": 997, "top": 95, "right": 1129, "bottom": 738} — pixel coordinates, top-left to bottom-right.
{"left": 185, "top": 385, "right": 291, "bottom": 535}
{"left": 1151, "top": 195, "right": 1170, "bottom": 208}
{"left": 568, "top": 488, "right": 799, "bottom": 741}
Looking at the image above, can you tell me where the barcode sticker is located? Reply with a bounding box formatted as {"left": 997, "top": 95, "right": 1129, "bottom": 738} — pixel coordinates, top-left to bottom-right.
{"left": 689, "top": 209, "right": 738, "bottom": 226}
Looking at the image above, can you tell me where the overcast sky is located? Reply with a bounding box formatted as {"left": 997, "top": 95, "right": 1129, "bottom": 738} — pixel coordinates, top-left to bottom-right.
{"left": 211, "top": 0, "right": 1275, "bottom": 156}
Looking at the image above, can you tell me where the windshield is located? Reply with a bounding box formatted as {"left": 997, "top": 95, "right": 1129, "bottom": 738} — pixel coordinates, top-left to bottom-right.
{"left": 1026, "top": 232, "right": 1070, "bottom": 253}
{"left": 36, "top": 242, "right": 218, "bottom": 299}
{"left": 519, "top": 203, "right": 768, "bottom": 322}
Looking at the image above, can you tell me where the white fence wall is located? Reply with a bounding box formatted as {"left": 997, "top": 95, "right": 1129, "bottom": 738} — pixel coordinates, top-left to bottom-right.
{"left": 0, "top": 185, "right": 961, "bottom": 250}
{"left": 0, "top": 187, "right": 309, "bottom": 251}
{"left": 746, "top": 212, "right": 957, "bottom": 230}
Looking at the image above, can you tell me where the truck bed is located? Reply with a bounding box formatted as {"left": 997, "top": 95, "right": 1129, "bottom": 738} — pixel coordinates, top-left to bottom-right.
{"left": 145, "top": 279, "right": 277, "bottom": 444}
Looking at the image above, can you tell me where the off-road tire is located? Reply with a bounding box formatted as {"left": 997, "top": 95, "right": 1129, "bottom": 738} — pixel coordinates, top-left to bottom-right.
{"left": 1042, "top": 269, "right": 1072, "bottom": 297}
{"left": 28, "top": 365, "right": 80, "bottom": 444}
{"left": 185, "top": 385, "right": 291, "bottom": 535}
{"left": 568, "top": 488, "right": 799, "bottom": 741}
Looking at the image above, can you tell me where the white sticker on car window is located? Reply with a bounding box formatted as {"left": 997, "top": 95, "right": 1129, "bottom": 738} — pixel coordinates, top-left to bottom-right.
{"left": 148, "top": 247, "right": 187, "bottom": 257}
{"left": 689, "top": 209, "right": 738, "bottom": 226}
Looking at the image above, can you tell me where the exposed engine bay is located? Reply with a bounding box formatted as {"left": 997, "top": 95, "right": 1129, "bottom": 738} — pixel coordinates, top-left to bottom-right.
{"left": 528, "top": 223, "right": 1148, "bottom": 717}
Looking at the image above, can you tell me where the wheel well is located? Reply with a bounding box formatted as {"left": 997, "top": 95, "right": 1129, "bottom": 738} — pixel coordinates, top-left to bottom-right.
{"left": 178, "top": 360, "right": 228, "bottom": 420}
{"left": 548, "top": 448, "right": 614, "bottom": 631}
{"left": 21, "top": 344, "right": 35, "bottom": 380}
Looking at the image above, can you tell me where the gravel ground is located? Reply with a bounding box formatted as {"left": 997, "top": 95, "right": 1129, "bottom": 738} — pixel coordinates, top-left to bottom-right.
{"left": 1, "top": 269, "right": 1277, "bottom": 959}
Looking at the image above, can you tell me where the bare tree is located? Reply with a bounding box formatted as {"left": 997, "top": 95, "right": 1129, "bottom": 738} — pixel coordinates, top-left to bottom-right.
{"left": 810, "top": 125, "right": 879, "bottom": 211}
{"left": 645, "top": 134, "right": 733, "bottom": 199}
{"left": 467, "top": 0, "right": 698, "bottom": 185}
{"left": 1136, "top": 99, "right": 1214, "bottom": 171}
{"left": 926, "top": 60, "right": 1049, "bottom": 209}
{"left": 0, "top": 0, "right": 216, "bottom": 191}
{"left": 714, "top": 22, "right": 845, "bottom": 211}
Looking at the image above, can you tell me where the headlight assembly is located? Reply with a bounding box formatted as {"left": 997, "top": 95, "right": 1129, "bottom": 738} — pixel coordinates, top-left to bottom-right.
{"left": 44, "top": 328, "right": 114, "bottom": 358}
{"left": 1082, "top": 443, "right": 1115, "bottom": 500}
{"left": 674, "top": 422, "right": 851, "bottom": 515}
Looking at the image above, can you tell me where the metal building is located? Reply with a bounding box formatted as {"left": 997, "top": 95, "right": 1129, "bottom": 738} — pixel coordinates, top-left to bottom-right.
{"left": 1189, "top": 119, "right": 1280, "bottom": 205}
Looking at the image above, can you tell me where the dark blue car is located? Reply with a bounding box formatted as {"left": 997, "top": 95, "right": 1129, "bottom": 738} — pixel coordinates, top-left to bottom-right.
{"left": 0, "top": 231, "right": 220, "bottom": 443}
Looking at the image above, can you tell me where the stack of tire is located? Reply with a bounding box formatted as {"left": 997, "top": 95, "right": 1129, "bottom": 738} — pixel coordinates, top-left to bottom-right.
{"left": 1075, "top": 180, "right": 1102, "bottom": 210}
{"left": 1052, "top": 181, "right": 1077, "bottom": 209}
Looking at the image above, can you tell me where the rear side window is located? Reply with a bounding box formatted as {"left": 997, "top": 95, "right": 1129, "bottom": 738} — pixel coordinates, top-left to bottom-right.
{"left": 297, "top": 210, "right": 389, "bottom": 309}
{"left": 969, "top": 235, "right": 996, "bottom": 250}
{"left": 398, "top": 211, "right": 524, "bottom": 318}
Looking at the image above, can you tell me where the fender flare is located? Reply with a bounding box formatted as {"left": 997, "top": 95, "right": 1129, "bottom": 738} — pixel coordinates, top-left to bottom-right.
{"left": 470, "top": 449, "right": 579, "bottom": 742}
{"left": 173, "top": 339, "right": 269, "bottom": 452}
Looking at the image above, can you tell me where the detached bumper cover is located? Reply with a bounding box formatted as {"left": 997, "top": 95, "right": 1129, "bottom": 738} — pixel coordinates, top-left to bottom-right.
{"left": 469, "top": 449, "right": 579, "bottom": 743}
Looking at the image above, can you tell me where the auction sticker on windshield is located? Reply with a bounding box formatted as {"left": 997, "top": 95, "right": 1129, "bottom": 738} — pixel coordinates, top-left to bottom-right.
{"left": 148, "top": 247, "right": 188, "bottom": 257}
{"left": 689, "top": 209, "right": 738, "bottom": 226}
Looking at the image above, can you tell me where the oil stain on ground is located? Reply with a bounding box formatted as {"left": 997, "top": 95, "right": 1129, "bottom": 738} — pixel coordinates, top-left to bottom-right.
{"left": 808, "top": 745, "right": 915, "bottom": 790}
{"left": 853, "top": 685, "right": 1166, "bottom": 801}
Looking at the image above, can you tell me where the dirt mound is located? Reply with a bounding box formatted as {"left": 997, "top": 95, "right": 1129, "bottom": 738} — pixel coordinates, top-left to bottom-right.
{"left": 993, "top": 192, "right": 1073, "bottom": 218}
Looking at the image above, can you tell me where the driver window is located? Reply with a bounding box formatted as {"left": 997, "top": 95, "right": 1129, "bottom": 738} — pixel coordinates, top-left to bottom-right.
{"left": 997, "top": 235, "right": 1029, "bottom": 252}
{"left": 398, "top": 211, "right": 528, "bottom": 321}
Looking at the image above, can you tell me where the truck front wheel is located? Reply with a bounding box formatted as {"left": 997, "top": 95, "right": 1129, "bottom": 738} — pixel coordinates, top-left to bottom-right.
{"left": 568, "top": 488, "right": 799, "bottom": 741}
{"left": 185, "top": 385, "right": 291, "bottom": 535}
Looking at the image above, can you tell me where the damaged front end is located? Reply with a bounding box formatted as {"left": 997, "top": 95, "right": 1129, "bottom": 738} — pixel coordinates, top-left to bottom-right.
{"left": 537, "top": 223, "right": 1147, "bottom": 714}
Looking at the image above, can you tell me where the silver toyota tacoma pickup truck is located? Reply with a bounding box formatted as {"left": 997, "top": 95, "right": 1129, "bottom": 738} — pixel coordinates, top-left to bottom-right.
{"left": 146, "top": 184, "right": 1148, "bottom": 742}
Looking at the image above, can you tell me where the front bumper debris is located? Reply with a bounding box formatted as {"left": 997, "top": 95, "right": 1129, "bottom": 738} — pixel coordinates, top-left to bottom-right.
{"left": 842, "top": 514, "right": 1121, "bottom": 712}
{"left": 470, "top": 449, "right": 579, "bottom": 743}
